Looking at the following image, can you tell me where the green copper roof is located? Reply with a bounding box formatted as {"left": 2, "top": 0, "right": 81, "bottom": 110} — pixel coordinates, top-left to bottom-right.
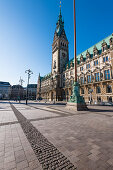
{"left": 41, "top": 73, "right": 51, "bottom": 81}
{"left": 66, "top": 33, "right": 113, "bottom": 69}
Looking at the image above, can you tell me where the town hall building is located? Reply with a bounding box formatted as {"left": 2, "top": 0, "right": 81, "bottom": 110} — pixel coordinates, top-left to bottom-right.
{"left": 37, "top": 9, "right": 113, "bottom": 104}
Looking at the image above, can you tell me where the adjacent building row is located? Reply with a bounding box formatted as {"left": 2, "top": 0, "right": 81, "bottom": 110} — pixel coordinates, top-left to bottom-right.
{"left": 0, "top": 82, "right": 37, "bottom": 100}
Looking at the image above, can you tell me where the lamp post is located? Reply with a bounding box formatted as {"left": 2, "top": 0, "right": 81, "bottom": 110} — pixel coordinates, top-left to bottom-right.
{"left": 25, "top": 69, "right": 33, "bottom": 105}
{"left": 18, "top": 77, "right": 24, "bottom": 103}
{"left": 19, "top": 77, "right": 24, "bottom": 102}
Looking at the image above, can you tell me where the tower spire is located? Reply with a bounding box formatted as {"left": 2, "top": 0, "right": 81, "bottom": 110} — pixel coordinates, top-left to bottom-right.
{"left": 55, "top": 0, "right": 64, "bottom": 36}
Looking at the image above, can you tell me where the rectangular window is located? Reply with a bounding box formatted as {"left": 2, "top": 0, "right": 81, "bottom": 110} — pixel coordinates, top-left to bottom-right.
{"left": 105, "top": 70, "right": 110, "bottom": 80}
{"left": 87, "top": 75, "right": 91, "bottom": 83}
{"left": 103, "top": 56, "right": 108, "bottom": 62}
{"left": 80, "top": 67, "right": 83, "bottom": 71}
{"left": 95, "top": 73, "right": 100, "bottom": 82}
{"left": 80, "top": 77, "right": 84, "bottom": 84}
{"left": 86, "top": 64, "right": 90, "bottom": 69}
{"left": 103, "top": 57, "right": 106, "bottom": 62}
{"left": 94, "top": 60, "right": 98, "bottom": 66}
{"left": 106, "top": 56, "right": 108, "bottom": 61}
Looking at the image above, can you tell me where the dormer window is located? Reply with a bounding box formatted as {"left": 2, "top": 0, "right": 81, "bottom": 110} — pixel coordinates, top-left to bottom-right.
{"left": 109, "top": 37, "right": 113, "bottom": 47}
{"left": 102, "top": 41, "right": 108, "bottom": 52}
{"left": 80, "top": 54, "right": 84, "bottom": 63}
{"left": 93, "top": 46, "right": 98, "bottom": 56}
{"left": 70, "top": 61, "right": 74, "bottom": 68}
{"left": 86, "top": 50, "right": 91, "bottom": 59}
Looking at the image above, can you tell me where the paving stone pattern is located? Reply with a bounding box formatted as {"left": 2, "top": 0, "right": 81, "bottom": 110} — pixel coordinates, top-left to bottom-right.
{"left": 11, "top": 104, "right": 77, "bottom": 170}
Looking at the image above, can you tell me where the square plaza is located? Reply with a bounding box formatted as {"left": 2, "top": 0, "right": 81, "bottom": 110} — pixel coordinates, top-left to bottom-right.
{"left": 0, "top": 101, "right": 113, "bottom": 169}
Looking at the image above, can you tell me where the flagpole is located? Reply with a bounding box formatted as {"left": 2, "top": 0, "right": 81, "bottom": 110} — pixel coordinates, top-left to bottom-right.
{"left": 74, "top": 0, "right": 77, "bottom": 82}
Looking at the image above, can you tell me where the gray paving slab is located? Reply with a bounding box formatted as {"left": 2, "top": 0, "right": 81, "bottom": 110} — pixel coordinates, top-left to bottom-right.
{"left": 0, "top": 101, "right": 113, "bottom": 170}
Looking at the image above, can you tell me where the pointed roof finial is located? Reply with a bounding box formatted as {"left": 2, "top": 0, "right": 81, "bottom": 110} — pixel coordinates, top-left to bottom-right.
{"left": 59, "top": 1, "right": 61, "bottom": 15}
{"left": 60, "top": 0, "right": 61, "bottom": 8}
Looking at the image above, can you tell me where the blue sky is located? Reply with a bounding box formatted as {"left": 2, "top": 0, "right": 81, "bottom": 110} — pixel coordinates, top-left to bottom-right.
{"left": 0, "top": 0, "right": 113, "bottom": 86}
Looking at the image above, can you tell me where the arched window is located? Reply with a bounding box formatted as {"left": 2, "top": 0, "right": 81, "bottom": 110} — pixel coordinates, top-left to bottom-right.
{"left": 106, "top": 85, "right": 112, "bottom": 93}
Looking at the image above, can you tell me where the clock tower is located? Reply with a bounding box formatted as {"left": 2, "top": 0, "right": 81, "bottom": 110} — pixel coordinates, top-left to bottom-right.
{"left": 52, "top": 9, "right": 69, "bottom": 75}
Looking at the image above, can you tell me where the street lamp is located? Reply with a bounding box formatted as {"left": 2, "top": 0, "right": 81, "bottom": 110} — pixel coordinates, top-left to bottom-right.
{"left": 25, "top": 69, "right": 33, "bottom": 105}
{"left": 18, "top": 77, "right": 24, "bottom": 103}
{"left": 19, "top": 77, "right": 24, "bottom": 102}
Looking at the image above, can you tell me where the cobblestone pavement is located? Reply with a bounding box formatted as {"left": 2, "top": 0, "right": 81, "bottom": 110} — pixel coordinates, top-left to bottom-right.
{"left": 0, "top": 101, "right": 113, "bottom": 170}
